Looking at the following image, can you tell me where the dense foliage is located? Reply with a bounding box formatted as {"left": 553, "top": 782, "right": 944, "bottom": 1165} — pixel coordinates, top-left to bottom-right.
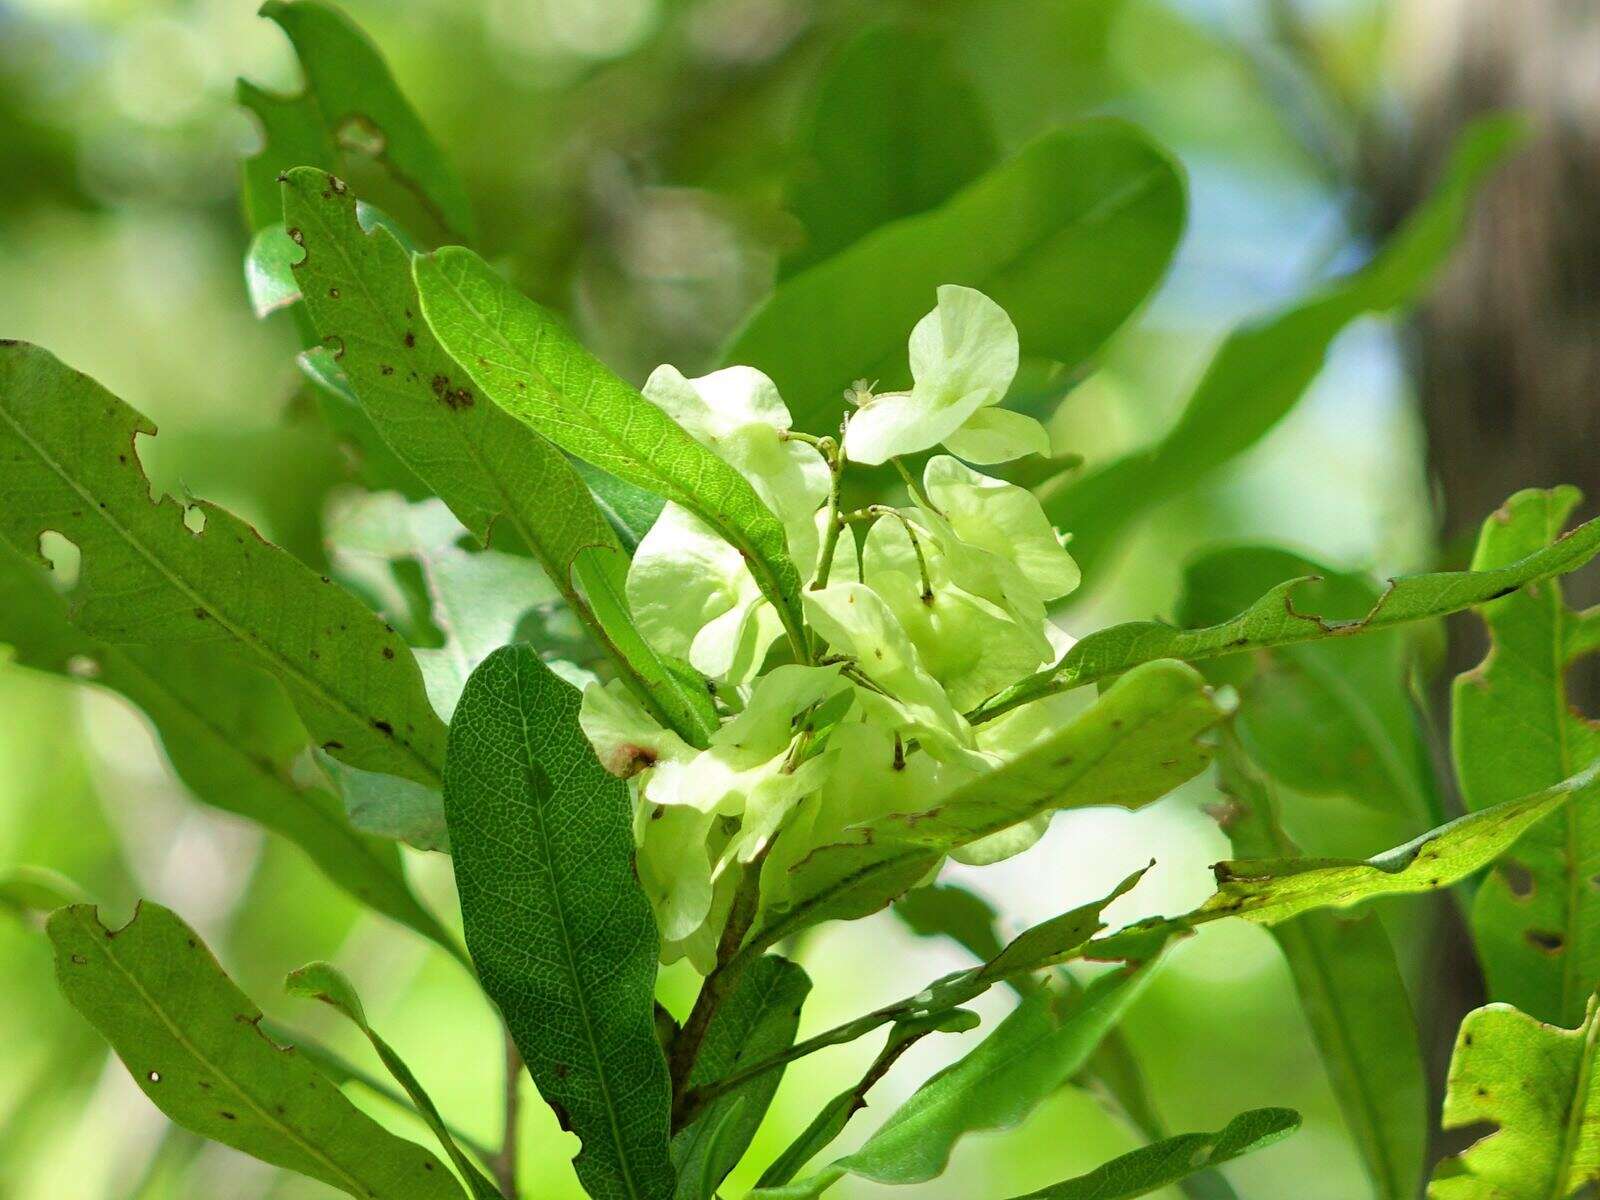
{"left": 3, "top": 4, "right": 1597, "bottom": 1199}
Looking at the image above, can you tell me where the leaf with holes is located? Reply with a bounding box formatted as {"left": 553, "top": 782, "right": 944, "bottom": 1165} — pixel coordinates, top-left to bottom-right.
{"left": 1454, "top": 487, "right": 1600, "bottom": 1027}
{"left": 1009, "top": 1107, "right": 1300, "bottom": 1200}
{"left": 48, "top": 903, "right": 465, "bottom": 1200}
{"left": 1429, "top": 993, "right": 1600, "bottom": 1198}
{"left": 0, "top": 343, "right": 447, "bottom": 796}
{"left": 1198, "top": 764, "right": 1596, "bottom": 926}
{"left": 284, "top": 167, "right": 717, "bottom": 746}
{"left": 445, "top": 645, "right": 675, "bottom": 1200}
{"left": 237, "top": 0, "right": 471, "bottom": 238}
{"left": 0, "top": 535, "right": 453, "bottom": 950}
{"left": 413, "top": 244, "right": 808, "bottom": 658}
{"left": 973, "top": 500, "right": 1600, "bottom": 723}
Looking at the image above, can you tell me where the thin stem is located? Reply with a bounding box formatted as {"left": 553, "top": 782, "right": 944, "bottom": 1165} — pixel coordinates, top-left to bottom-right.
{"left": 490, "top": 1032, "right": 522, "bottom": 1198}
{"left": 810, "top": 428, "right": 848, "bottom": 593}
{"left": 891, "top": 457, "right": 936, "bottom": 513}
{"left": 844, "top": 506, "right": 934, "bottom": 601}
{"left": 669, "top": 849, "right": 768, "bottom": 1127}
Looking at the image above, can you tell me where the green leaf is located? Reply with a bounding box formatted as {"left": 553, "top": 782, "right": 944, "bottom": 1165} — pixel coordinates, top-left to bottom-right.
{"left": 724, "top": 119, "right": 1185, "bottom": 434}
{"left": 1045, "top": 115, "right": 1525, "bottom": 580}
{"left": 1454, "top": 487, "right": 1600, "bottom": 1027}
{"left": 444, "top": 645, "right": 675, "bottom": 1200}
{"left": 1199, "top": 764, "right": 1596, "bottom": 926}
{"left": 0, "top": 865, "right": 87, "bottom": 920}
{"left": 752, "top": 1009, "right": 980, "bottom": 1191}
{"left": 786, "top": 23, "right": 998, "bottom": 273}
{"left": 1008, "top": 1108, "right": 1301, "bottom": 1200}
{"left": 697, "top": 873, "right": 1151, "bottom": 1118}
{"left": 893, "top": 884, "right": 1005, "bottom": 963}
{"left": 672, "top": 956, "right": 810, "bottom": 1200}
{"left": 282, "top": 167, "right": 717, "bottom": 747}
{"left": 872, "top": 660, "right": 1223, "bottom": 850}
{"left": 413, "top": 245, "right": 808, "bottom": 658}
{"left": 1217, "top": 741, "right": 1426, "bottom": 1200}
{"left": 757, "top": 660, "right": 1223, "bottom": 952}
{"left": 49, "top": 903, "right": 465, "bottom": 1200}
{"left": 973, "top": 502, "right": 1600, "bottom": 723}
{"left": 0, "top": 536, "right": 454, "bottom": 950}
{"left": 245, "top": 224, "right": 304, "bottom": 317}
{"left": 1178, "top": 546, "right": 1437, "bottom": 820}
{"left": 239, "top": 0, "right": 472, "bottom": 238}
{"left": 753, "top": 954, "right": 1166, "bottom": 1199}
{"left": 1429, "top": 994, "right": 1600, "bottom": 1198}
{"left": 285, "top": 962, "right": 501, "bottom": 1199}
{"left": 0, "top": 342, "right": 447, "bottom": 792}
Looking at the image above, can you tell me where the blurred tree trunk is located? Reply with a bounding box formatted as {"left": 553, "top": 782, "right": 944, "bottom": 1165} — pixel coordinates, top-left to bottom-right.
{"left": 1361, "top": 0, "right": 1600, "bottom": 1174}
{"left": 1375, "top": 1, "right": 1600, "bottom": 578}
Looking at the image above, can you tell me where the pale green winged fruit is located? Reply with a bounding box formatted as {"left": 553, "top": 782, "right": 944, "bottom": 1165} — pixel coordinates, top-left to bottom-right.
{"left": 581, "top": 286, "right": 1094, "bottom": 970}
{"left": 841, "top": 285, "right": 1050, "bottom": 465}
{"left": 644, "top": 363, "right": 830, "bottom": 567}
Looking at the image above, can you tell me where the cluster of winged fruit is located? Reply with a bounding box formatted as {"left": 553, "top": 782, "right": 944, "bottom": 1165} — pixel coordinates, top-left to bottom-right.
{"left": 578, "top": 285, "right": 1084, "bottom": 970}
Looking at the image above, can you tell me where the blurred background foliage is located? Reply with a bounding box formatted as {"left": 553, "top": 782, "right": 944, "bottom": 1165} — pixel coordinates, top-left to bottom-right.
{"left": 0, "top": 0, "right": 1589, "bottom": 1196}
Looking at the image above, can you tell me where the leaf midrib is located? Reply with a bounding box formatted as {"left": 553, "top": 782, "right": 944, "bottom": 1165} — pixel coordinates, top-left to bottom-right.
{"left": 509, "top": 655, "right": 648, "bottom": 1200}
{"left": 0, "top": 399, "right": 442, "bottom": 787}
{"left": 425, "top": 257, "right": 804, "bottom": 647}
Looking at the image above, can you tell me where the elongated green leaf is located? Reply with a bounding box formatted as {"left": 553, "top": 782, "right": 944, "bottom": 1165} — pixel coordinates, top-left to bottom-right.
{"left": 1046, "top": 116, "right": 1524, "bottom": 579}
{"left": 0, "top": 865, "right": 86, "bottom": 920}
{"left": 1200, "top": 764, "right": 1596, "bottom": 926}
{"left": 239, "top": 0, "right": 471, "bottom": 238}
{"left": 752, "top": 1008, "right": 980, "bottom": 1191}
{"left": 973, "top": 503, "right": 1600, "bottom": 722}
{"left": 1455, "top": 487, "right": 1600, "bottom": 1027}
{"left": 672, "top": 956, "right": 810, "bottom": 1200}
{"left": 1218, "top": 742, "right": 1425, "bottom": 1200}
{"left": 891, "top": 885, "right": 1232, "bottom": 1200}
{"left": 753, "top": 954, "right": 1166, "bottom": 1199}
{"left": 285, "top": 962, "right": 500, "bottom": 1199}
{"left": 1429, "top": 994, "right": 1600, "bottom": 1198}
{"left": 445, "top": 645, "right": 674, "bottom": 1200}
{"left": 756, "top": 661, "right": 1222, "bottom": 952}
{"left": 414, "top": 246, "right": 807, "bottom": 655}
{"left": 1009, "top": 1108, "right": 1300, "bottom": 1200}
{"left": 0, "top": 343, "right": 446, "bottom": 793}
{"left": 0, "top": 537, "right": 453, "bottom": 949}
{"left": 725, "top": 120, "right": 1184, "bottom": 433}
{"left": 786, "top": 23, "right": 998, "bottom": 273}
{"left": 873, "top": 660, "right": 1223, "bottom": 849}
{"left": 697, "top": 873, "right": 1149, "bottom": 1117}
{"left": 283, "top": 167, "right": 716, "bottom": 746}
{"left": 1178, "top": 546, "right": 1436, "bottom": 821}
{"left": 49, "top": 903, "right": 465, "bottom": 1200}
{"left": 894, "top": 884, "right": 1005, "bottom": 963}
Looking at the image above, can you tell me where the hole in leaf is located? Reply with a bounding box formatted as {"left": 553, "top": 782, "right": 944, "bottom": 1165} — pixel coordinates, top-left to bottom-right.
{"left": 1564, "top": 650, "right": 1600, "bottom": 725}
{"left": 1498, "top": 859, "right": 1535, "bottom": 900}
{"left": 182, "top": 505, "right": 207, "bottom": 534}
{"left": 335, "top": 115, "right": 387, "bottom": 159}
{"left": 1526, "top": 928, "right": 1566, "bottom": 955}
{"left": 66, "top": 655, "right": 100, "bottom": 680}
{"left": 38, "top": 531, "right": 81, "bottom": 589}
{"left": 147, "top": 1071, "right": 161, "bottom": 1083}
